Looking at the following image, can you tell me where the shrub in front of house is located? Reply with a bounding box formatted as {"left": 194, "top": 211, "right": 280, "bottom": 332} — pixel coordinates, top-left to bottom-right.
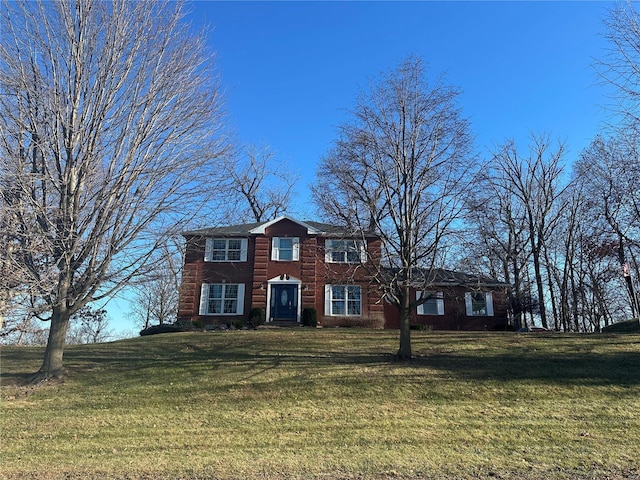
{"left": 231, "top": 318, "right": 246, "bottom": 330}
{"left": 302, "top": 307, "right": 317, "bottom": 327}
{"left": 192, "top": 319, "right": 205, "bottom": 330}
{"left": 139, "top": 323, "right": 188, "bottom": 336}
{"left": 321, "top": 314, "right": 385, "bottom": 329}
{"left": 247, "top": 308, "right": 265, "bottom": 329}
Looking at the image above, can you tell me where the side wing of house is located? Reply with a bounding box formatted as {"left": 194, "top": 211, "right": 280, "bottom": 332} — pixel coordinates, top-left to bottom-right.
{"left": 382, "top": 282, "right": 511, "bottom": 331}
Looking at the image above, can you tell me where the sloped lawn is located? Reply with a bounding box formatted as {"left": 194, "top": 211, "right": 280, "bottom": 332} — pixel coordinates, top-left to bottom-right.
{"left": 1, "top": 330, "right": 639, "bottom": 479}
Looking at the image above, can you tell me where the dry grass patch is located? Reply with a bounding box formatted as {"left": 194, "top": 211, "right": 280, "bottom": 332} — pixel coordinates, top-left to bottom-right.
{"left": 1, "top": 330, "right": 639, "bottom": 479}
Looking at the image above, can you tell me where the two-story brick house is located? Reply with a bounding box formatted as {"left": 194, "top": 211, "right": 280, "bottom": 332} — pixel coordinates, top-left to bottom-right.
{"left": 177, "top": 216, "right": 385, "bottom": 327}
{"left": 177, "top": 216, "right": 510, "bottom": 330}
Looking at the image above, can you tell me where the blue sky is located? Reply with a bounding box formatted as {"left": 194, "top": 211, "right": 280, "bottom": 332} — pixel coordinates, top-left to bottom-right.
{"left": 109, "top": 1, "right": 615, "bottom": 336}
{"left": 189, "top": 0, "right": 614, "bottom": 216}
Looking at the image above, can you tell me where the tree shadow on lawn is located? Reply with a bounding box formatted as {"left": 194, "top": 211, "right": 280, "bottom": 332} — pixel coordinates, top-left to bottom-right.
{"left": 3, "top": 333, "right": 639, "bottom": 389}
{"left": 409, "top": 350, "right": 640, "bottom": 387}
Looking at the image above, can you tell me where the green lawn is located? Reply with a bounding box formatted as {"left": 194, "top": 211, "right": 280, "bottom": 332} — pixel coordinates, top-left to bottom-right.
{"left": 1, "top": 330, "right": 639, "bottom": 479}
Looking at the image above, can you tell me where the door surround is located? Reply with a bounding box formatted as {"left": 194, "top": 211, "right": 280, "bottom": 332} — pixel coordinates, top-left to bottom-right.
{"left": 266, "top": 274, "right": 302, "bottom": 323}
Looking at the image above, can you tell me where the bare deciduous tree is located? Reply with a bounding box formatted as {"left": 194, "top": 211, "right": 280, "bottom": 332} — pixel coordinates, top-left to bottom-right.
{"left": 489, "top": 136, "right": 567, "bottom": 329}
{"left": 67, "top": 306, "right": 112, "bottom": 345}
{"left": 0, "top": 0, "right": 228, "bottom": 380}
{"left": 576, "top": 134, "right": 640, "bottom": 319}
{"left": 313, "top": 57, "right": 475, "bottom": 359}
{"left": 223, "top": 144, "right": 298, "bottom": 223}
{"left": 128, "top": 241, "right": 181, "bottom": 330}
{"left": 598, "top": 1, "right": 640, "bottom": 125}
{"left": 462, "top": 163, "right": 532, "bottom": 330}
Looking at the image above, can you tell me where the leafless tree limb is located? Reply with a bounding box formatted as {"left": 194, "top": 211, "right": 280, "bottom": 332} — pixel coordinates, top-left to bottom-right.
{"left": 0, "top": 0, "right": 228, "bottom": 379}
{"left": 313, "top": 57, "right": 475, "bottom": 358}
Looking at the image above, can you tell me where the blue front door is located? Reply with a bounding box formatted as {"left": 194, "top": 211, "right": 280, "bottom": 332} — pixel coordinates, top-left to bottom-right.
{"left": 272, "top": 284, "right": 297, "bottom": 320}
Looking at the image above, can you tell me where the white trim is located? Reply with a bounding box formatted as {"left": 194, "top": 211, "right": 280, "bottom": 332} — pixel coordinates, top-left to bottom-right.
{"left": 204, "top": 238, "right": 248, "bottom": 262}
{"left": 417, "top": 291, "right": 444, "bottom": 316}
{"left": 486, "top": 292, "right": 494, "bottom": 316}
{"left": 324, "top": 285, "right": 331, "bottom": 316}
{"left": 199, "top": 284, "right": 209, "bottom": 315}
{"left": 465, "top": 291, "right": 494, "bottom": 316}
{"left": 292, "top": 237, "right": 300, "bottom": 261}
{"left": 240, "top": 238, "right": 248, "bottom": 262}
{"left": 236, "top": 284, "right": 245, "bottom": 315}
{"left": 199, "top": 283, "right": 245, "bottom": 316}
{"left": 360, "top": 241, "right": 367, "bottom": 263}
{"left": 265, "top": 275, "right": 302, "bottom": 323}
{"left": 324, "top": 284, "right": 362, "bottom": 316}
{"left": 272, "top": 237, "right": 299, "bottom": 261}
{"left": 465, "top": 292, "right": 473, "bottom": 316}
{"left": 249, "top": 215, "right": 322, "bottom": 235}
{"left": 204, "top": 238, "right": 213, "bottom": 262}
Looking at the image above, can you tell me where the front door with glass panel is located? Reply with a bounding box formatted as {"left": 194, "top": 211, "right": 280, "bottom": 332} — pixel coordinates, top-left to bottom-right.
{"left": 271, "top": 284, "right": 297, "bottom": 320}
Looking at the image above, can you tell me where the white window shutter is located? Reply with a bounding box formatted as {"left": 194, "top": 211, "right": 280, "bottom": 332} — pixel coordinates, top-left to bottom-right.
{"left": 325, "top": 239, "right": 333, "bottom": 262}
{"left": 236, "top": 284, "right": 245, "bottom": 315}
{"left": 324, "top": 285, "right": 332, "bottom": 316}
{"left": 486, "top": 292, "right": 494, "bottom": 316}
{"left": 240, "top": 238, "right": 248, "bottom": 262}
{"left": 465, "top": 292, "right": 473, "bottom": 316}
{"left": 271, "top": 237, "right": 279, "bottom": 260}
{"left": 199, "top": 284, "right": 210, "bottom": 315}
{"left": 292, "top": 237, "right": 300, "bottom": 261}
{"left": 437, "top": 292, "right": 445, "bottom": 316}
{"left": 204, "top": 238, "right": 213, "bottom": 262}
{"left": 416, "top": 291, "right": 424, "bottom": 315}
{"left": 359, "top": 240, "right": 367, "bottom": 263}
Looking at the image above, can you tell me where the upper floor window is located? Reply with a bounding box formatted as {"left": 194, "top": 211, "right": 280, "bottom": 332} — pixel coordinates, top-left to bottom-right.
{"left": 205, "top": 238, "right": 247, "bottom": 262}
{"left": 325, "top": 239, "right": 366, "bottom": 263}
{"left": 416, "top": 291, "right": 444, "bottom": 315}
{"left": 272, "top": 237, "right": 300, "bottom": 261}
{"left": 465, "top": 292, "right": 494, "bottom": 316}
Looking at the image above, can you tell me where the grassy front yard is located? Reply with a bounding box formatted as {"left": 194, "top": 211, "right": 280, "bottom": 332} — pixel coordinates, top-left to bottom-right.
{"left": 1, "top": 330, "right": 639, "bottom": 479}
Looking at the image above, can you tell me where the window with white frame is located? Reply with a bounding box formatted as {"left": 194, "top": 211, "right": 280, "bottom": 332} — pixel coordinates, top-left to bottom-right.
{"left": 204, "top": 238, "right": 248, "bottom": 262}
{"left": 464, "top": 292, "right": 494, "bottom": 316}
{"left": 325, "top": 285, "right": 362, "bottom": 316}
{"left": 271, "top": 237, "right": 299, "bottom": 261}
{"left": 416, "top": 291, "right": 445, "bottom": 315}
{"left": 199, "top": 283, "right": 245, "bottom": 315}
{"left": 324, "top": 239, "right": 367, "bottom": 263}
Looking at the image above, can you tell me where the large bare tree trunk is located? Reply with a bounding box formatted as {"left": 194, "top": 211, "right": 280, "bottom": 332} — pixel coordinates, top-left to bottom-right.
{"left": 36, "top": 308, "right": 72, "bottom": 380}
{"left": 397, "top": 287, "right": 412, "bottom": 360}
{"left": 0, "top": 0, "right": 227, "bottom": 378}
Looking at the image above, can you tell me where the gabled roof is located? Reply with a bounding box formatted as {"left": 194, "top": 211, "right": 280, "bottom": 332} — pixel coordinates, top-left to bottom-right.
{"left": 182, "top": 215, "right": 373, "bottom": 238}
{"left": 248, "top": 216, "right": 322, "bottom": 235}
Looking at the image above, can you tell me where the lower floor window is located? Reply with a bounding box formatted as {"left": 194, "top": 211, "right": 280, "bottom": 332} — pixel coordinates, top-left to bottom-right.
{"left": 465, "top": 291, "right": 494, "bottom": 316}
{"left": 326, "top": 285, "right": 362, "bottom": 316}
{"left": 417, "top": 291, "right": 445, "bottom": 315}
{"left": 199, "top": 283, "right": 245, "bottom": 315}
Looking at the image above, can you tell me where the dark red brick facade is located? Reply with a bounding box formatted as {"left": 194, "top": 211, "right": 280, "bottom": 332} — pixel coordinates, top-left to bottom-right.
{"left": 177, "top": 216, "right": 509, "bottom": 330}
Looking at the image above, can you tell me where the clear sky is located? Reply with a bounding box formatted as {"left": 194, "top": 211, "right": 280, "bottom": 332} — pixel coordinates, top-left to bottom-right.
{"left": 109, "top": 0, "right": 616, "bottom": 336}
{"left": 188, "top": 0, "right": 614, "bottom": 216}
